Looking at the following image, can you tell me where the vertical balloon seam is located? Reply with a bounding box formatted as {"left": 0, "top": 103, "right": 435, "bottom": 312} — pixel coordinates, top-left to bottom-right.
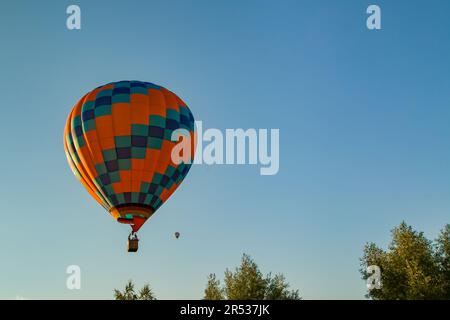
{"left": 130, "top": 85, "right": 146, "bottom": 206}
{"left": 72, "top": 95, "right": 113, "bottom": 209}
{"left": 157, "top": 88, "right": 180, "bottom": 209}
{"left": 79, "top": 91, "right": 113, "bottom": 210}
{"left": 158, "top": 89, "right": 187, "bottom": 207}
{"left": 145, "top": 87, "right": 166, "bottom": 210}
{"left": 167, "top": 89, "right": 188, "bottom": 203}
{"left": 84, "top": 87, "right": 115, "bottom": 210}
{"left": 108, "top": 84, "right": 121, "bottom": 209}
{"left": 65, "top": 108, "right": 109, "bottom": 210}
{"left": 143, "top": 88, "right": 163, "bottom": 207}
{"left": 70, "top": 96, "right": 112, "bottom": 209}
{"left": 86, "top": 84, "right": 120, "bottom": 209}
{"left": 142, "top": 83, "right": 153, "bottom": 206}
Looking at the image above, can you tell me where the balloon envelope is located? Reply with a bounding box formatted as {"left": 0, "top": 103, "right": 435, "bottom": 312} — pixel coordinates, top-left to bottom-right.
{"left": 64, "top": 81, "right": 195, "bottom": 232}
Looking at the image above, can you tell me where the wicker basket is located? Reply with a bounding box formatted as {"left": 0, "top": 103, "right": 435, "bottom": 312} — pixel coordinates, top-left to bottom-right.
{"left": 127, "top": 239, "right": 139, "bottom": 252}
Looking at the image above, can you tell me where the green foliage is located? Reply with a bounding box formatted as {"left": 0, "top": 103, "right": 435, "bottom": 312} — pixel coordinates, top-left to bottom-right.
{"left": 360, "top": 222, "right": 450, "bottom": 300}
{"left": 114, "top": 280, "right": 156, "bottom": 300}
{"left": 265, "top": 273, "right": 301, "bottom": 300}
{"left": 204, "top": 274, "right": 224, "bottom": 300}
{"left": 436, "top": 225, "right": 450, "bottom": 297}
{"left": 224, "top": 254, "right": 267, "bottom": 300}
{"left": 204, "top": 254, "right": 301, "bottom": 300}
{"left": 138, "top": 284, "right": 157, "bottom": 300}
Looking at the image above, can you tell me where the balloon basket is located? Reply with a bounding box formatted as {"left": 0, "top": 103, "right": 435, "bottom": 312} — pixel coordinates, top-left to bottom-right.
{"left": 127, "top": 239, "right": 139, "bottom": 252}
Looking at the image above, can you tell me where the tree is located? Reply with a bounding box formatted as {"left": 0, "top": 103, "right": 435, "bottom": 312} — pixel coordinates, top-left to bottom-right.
{"left": 224, "top": 254, "right": 267, "bottom": 300}
{"left": 204, "top": 274, "right": 224, "bottom": 300}
{"left": 114, "top": 280, "right": 156, "bottom": 300}
{"left": 360, "top": 222, "right": 450, "bottom": 299}
{"left": 265, "top": 273, "right": 301, "bottom": 300}
{"left": 138, "top": 284, "right": 157, "bottom": 300}
{"left": 436, "top": 225, "right": 450, "bottom": 297}
{"left": 204, "top": 254, "right": 301, "bottom": 300}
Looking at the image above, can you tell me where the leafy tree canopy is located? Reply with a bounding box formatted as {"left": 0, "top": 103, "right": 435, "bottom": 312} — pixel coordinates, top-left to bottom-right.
{"left": 114, "top": 280, "right": 156, "bottom": 300}
{"left": 204, "top": 254, "right": 301, "bottom": 300}
{"left": 361, "top": 222, "right": 450, "bottom": 300}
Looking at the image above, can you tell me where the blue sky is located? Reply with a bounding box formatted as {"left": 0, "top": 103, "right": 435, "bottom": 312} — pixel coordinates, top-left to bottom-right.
{"left": 0, "top": 0, "right": 449, "bottom": 299}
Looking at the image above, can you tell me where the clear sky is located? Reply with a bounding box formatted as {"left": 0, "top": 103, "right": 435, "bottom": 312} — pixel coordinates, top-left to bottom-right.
{"left": 0, "top": 0, "right": 449, "bottom": 299}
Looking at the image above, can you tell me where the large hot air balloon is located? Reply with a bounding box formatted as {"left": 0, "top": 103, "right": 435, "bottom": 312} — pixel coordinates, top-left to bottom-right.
{"left": 64, "top": 81, "right": 195, "bottom": 252}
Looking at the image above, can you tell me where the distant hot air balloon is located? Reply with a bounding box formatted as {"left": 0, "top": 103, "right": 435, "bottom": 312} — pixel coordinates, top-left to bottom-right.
{"left": 174, "top": 232, "right": 180, "bottom": 239}
{"left": 64, "top": 81, "right": 195, "bottom": 252}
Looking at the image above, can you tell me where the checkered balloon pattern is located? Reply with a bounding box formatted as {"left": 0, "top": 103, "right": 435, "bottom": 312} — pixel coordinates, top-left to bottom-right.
{"left": 64, "top": 81, "right": 195, "bottom": 230}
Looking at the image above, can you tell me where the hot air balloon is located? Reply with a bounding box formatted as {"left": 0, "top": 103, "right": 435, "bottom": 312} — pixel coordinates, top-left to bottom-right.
{"left": 64, "top": 81, "right": 195, "bottom": 252}
{"left": 174, "top": 232, "right": 180, "bottom": 239}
